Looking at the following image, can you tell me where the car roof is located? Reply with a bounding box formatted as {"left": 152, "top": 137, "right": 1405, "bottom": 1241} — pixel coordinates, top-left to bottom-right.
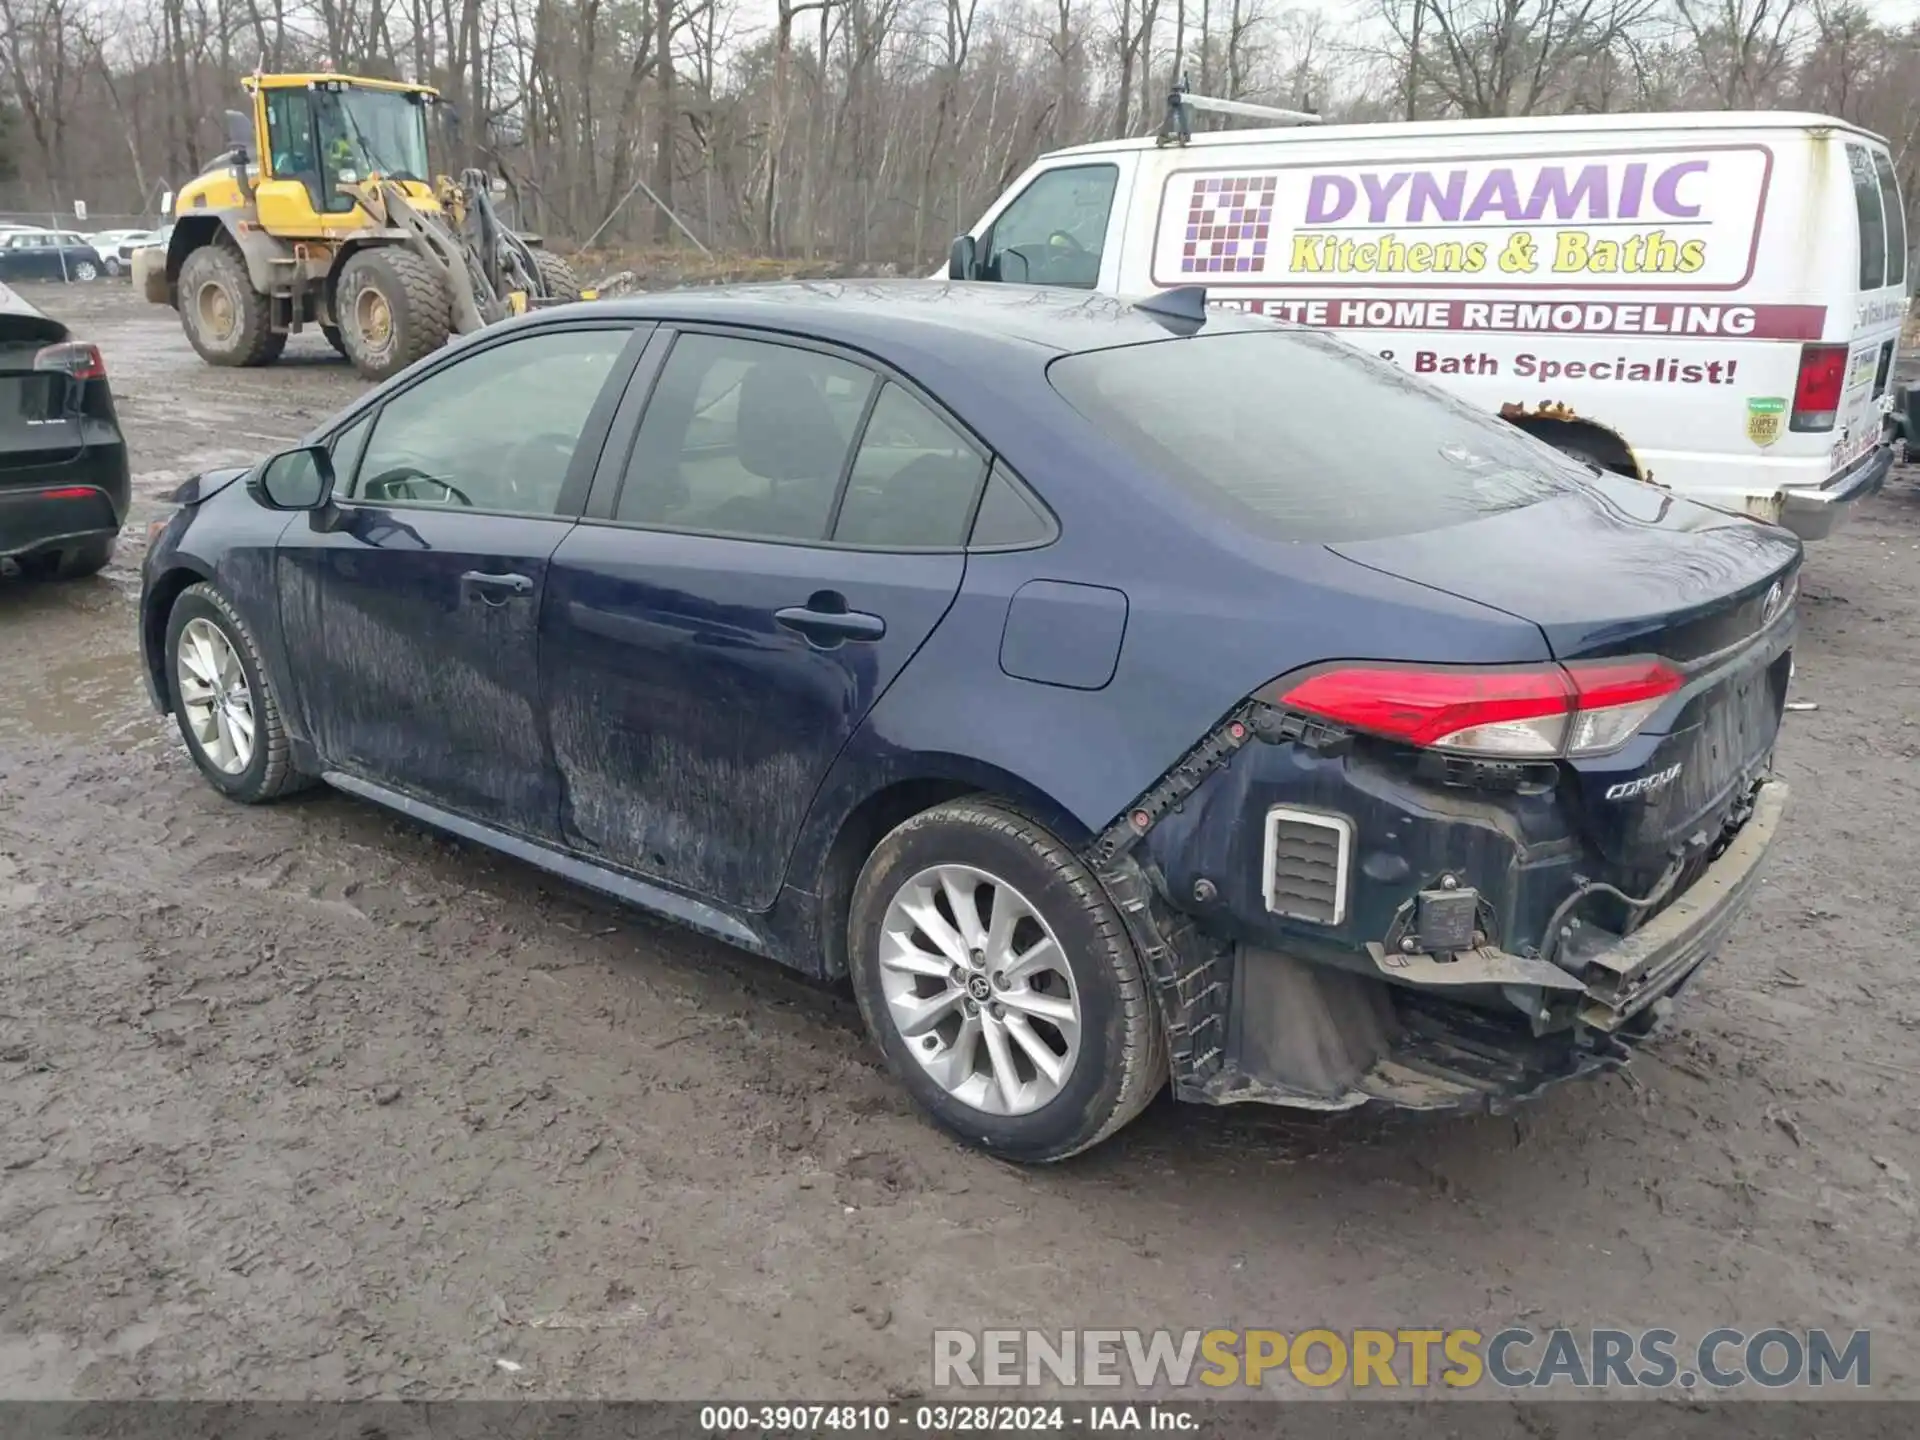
{"left": 595, "top": 279, "right": 1271, "bottom": 359}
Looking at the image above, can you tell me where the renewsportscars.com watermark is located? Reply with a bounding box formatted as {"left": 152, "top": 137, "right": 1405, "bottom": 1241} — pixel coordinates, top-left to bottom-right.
{"left": 933, "top": 1328, "right": 1872, "bottom": 1391}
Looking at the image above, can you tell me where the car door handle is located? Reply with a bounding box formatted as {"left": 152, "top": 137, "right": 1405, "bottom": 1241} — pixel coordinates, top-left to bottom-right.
{"left": 775, "top": 594, "right": 887, "bottom": 647}
{"left": 461, "top": 570, "right": 534, "bottom": 605}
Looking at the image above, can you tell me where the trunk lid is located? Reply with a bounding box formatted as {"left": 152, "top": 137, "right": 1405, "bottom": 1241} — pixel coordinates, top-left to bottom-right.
{"left": 1331, "top": 473, "right": 1800, "bottom": 872}
{"left": 0, "top": 285, "right": 83, "bottom": 476}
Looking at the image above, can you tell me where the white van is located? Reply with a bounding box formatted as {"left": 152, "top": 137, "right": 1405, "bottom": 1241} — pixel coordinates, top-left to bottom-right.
{"left": 946, "top": 109, "right": 1905, "bottom": 539}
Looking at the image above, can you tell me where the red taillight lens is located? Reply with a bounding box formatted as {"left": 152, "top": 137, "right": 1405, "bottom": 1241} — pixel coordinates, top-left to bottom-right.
{"left": 34, "top": 341, "right": 106, "bottom": 381}
{"left": 1789, "top": 343, "right": 1847, "bottom": 432}
{"left": 1277, "top": 658, "right": 1684, "bottom": 758}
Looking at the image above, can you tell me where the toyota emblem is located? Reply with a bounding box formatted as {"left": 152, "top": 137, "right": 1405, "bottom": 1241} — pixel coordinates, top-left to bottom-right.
{"left": 1761, "top": 581, "right": 1784, "bottom": 626}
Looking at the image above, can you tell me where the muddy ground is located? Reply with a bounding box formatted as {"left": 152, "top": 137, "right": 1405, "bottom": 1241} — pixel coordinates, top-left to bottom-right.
{"left": 2, "top": 281, "right": 1918, "bottom": 1402}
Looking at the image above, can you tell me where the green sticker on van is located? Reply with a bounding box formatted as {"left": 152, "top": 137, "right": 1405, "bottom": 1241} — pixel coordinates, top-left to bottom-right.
{"left": 1747, "top": 396, "right": 1785, "bottom": 448}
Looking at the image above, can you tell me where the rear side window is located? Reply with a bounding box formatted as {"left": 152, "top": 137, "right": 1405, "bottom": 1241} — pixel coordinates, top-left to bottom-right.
{"left": 615, "top": 333, "right": 873, "bottom": 541}
{"left": 1873, "top": 149, "right": 1906, "bottom": 289}
{"left": 1848, "top": 143, "right": 1887, "bottom": 291}
{"left": 832, "top": 384, "right": 987, "bottom": 548}
{"left": 1048, "top": 329, "right": 1580, "bottom": 544}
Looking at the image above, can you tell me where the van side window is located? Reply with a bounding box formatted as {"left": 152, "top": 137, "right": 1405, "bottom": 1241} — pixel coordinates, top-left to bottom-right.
{"left": 1873, "top": 149, "right": 1906, "bottom": 290}
{"left": 981, "top": 165, "right": 1118, "bottom": 290}
{"left": 1848, "top": 144, "right": 1887, "bottom": 291}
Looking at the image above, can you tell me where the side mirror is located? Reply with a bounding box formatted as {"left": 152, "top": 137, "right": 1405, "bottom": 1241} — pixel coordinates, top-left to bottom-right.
{"left": 224, "top": 109, "right": 253, "bottom": 164}
{"left": 252, "top": 444, "right": 335, "bottom": 511}
{"left": 948, "top": 234, "right": 977, "bottom": 281}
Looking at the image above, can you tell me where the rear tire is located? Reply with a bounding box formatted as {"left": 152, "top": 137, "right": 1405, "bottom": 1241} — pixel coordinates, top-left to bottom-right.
{"left": 165, "top": 583, "right": 312, "bottom": 803}
{"left": 530, "top": 248, "right": 582, "bottom": 305}
{"left": 847, "top": 799, "right": 1166, "bottom": 1163}
{"left": 23, "top": 534, "right": 115, "bottom": 581}
{"left": 335, "top": 248, "right": 452, "bottom": 382}
{"left": 179, "top": 244, "right": 285, "bottom": 367}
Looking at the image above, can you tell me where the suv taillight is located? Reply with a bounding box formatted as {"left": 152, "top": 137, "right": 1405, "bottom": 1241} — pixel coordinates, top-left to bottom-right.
{"left": 1789, "top": 343, "right": 1848, "bottom": 432}
{"left": 1273, "top": 659, "right": 1685, "bottom": 759}
{"left": 34, "top": 341, "right": 106, "bottom": 381}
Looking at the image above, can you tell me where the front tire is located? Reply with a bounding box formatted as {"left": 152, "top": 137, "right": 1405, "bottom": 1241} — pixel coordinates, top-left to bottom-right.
{"left": 165, "top": 583, "right": 311, "bottom": 803}
{"left": 848, "top": 799, "right": 1166, "bottom": 1162}
{"left": 335, "top": 248, "right": 452, "bottom": 381}
{"left": 179, "top": 244, "right": 285, "bottom": 367}
{"left": 530, "top": 248, "right": 582, "bottom": 304}
{"left": 320, "top": 323, "right": 348, "bottom": 359}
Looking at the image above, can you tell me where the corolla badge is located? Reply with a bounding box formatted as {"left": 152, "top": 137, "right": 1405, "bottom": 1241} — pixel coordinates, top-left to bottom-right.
{"left": 1605, "top": 763, "right": 1683, "bottom": 802}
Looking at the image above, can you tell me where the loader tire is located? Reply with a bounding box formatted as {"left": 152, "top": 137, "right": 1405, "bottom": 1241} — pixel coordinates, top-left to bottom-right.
{"left": 179, "top": 244, "right": 285, "bottom": 368}
{"left": 320, "top": 323, "right": 348, "bottom": 359}
{"left": 531, "top": 248, "right": 583, "bottom": 305}
{"left": 336, "top": 248, "right": 453, "bottom": 382}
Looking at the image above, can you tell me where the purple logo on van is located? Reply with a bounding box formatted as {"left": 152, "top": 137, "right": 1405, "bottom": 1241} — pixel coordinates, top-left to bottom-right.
{"left": 1181, "top": 175, "right": 1277, "bottom": 275}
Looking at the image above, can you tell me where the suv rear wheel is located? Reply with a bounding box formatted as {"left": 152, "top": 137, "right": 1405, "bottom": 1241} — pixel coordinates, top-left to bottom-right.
{"left": 848, "top": 799, "right": 1166, "bottom": 1161}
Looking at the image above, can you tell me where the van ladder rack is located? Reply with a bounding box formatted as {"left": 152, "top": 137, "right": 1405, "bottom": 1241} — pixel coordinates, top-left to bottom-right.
{"left": 1157, "top": 78, "right": 1321, "bottom": 146}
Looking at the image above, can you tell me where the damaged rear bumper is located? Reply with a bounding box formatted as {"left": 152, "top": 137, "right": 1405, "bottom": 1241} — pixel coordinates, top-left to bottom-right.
{"left": 1094, "top": 767, "right": 1788, "bottom": 1114}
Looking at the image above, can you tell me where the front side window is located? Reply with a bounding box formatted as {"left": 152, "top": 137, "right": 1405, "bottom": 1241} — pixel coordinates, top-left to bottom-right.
{"left": 264, "top": 89, "right": 322, "bottom": 207}
{"left": 615, "top": 333, "right": 873, "bottom": 542}
{"left": 983, "top": 165, "right": 1118, "bottom": 289}
{"left": 350, "top": 328, "right": 630, "bottom": 516}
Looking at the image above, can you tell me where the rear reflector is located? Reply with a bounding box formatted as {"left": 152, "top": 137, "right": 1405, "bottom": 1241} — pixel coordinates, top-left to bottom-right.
{"left": 41, "top": 486, "right": 99, "bottom": 500}
{"left": 1789, "top": 343, "right": 1848, "bottom": 432}
{"left": 1276, "top": 658, "right": 1684, "bottom": 759}
{"left": 34, "top": 341, "right": 106, "bottom": 381}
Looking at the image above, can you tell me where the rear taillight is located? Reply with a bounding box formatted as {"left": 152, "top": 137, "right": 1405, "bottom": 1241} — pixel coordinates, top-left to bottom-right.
{"left": 34, "top": 341, "right": 106, "bottom": 381}
{"left": 1789, "top": 343, "right": 1848, "bottom": 432}
{"left": 1275, "top": 658, "right": 1684, "bottom": 759}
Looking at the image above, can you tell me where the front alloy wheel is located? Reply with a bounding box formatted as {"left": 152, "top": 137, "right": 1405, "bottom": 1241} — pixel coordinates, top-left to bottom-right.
{"left": 879, "top": 863, "right": 1083, "bottom": 1116}
{"left": 176, "top": 616, "right": 256, "bottom": 774}
{"left": 163, "top": 582, "right": 312, "bottom": 803}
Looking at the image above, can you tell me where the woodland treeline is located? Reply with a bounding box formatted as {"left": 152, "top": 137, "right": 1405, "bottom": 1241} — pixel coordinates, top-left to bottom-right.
{"left": 1, "top": 0, "right": 1915, "bottom": 263}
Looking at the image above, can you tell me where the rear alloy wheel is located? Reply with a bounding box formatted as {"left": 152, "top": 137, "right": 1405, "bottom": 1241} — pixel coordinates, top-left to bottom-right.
{"left": 335, "top": 248, "right": 452, "bottom": 381}
{"left": 848, "top": 799, "right": 1166, "bottom": 1162}
{"left": 179, "top": 244, "right": 286, "bottom": 367}
{"left": 70, "top": 259, "right": 99, "bottom": 282}
{"left": 165, "top": 583, "right": 311, "bottom": 803}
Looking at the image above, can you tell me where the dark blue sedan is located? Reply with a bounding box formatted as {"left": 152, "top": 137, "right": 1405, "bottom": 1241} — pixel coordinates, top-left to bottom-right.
{"left": 139, "top": 282, "right": 1799, "bottom": 1160}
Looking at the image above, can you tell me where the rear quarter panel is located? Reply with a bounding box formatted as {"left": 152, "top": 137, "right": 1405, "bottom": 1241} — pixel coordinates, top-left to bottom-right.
{"left": 798, "top": 377, "right": 1553, "bottom": 873}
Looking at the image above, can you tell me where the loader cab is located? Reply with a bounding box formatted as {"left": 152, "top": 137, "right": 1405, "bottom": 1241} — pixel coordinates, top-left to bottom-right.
{"left": 251, "top": 77, "right": 437, "bottom": 234}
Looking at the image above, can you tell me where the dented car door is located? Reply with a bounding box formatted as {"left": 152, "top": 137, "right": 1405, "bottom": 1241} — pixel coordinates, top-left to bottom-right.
{"left": 275, "top": 324, "right": 642, "bottom": 837}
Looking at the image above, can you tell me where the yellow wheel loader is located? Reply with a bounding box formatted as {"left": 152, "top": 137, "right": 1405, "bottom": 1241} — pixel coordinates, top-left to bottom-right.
{"left": 136, "top": 74, "right": 584, "bottom": 381}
